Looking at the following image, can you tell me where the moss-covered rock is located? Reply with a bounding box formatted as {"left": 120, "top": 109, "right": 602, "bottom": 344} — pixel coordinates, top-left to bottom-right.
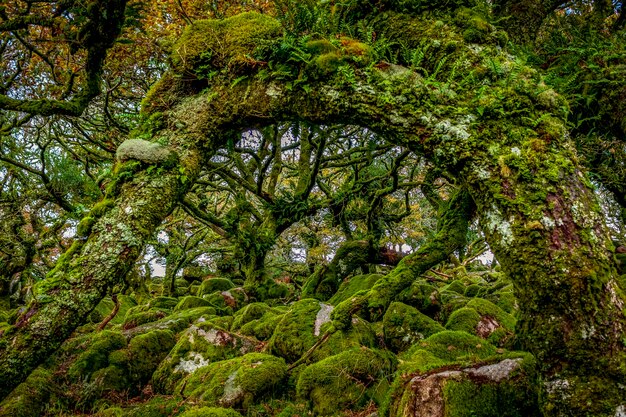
{"left": 238, "top": 311, "right": 284, "bottom": 341}
{"left": 108, "top": 396, "right": 189, "bottom": 417}
{"left": 123, "top": 306, "right": 217, "bottom": 337}
{"left": 445, "top": 298, "right": 516, "bottom": 345}
{"left": 198, "top": 278, "right": 235, "bottom": 296}
{"left": 268, "top": 299, "right": 323, "bottom": 363}
{"left": 125, "top": 329, "right": 176, "bottom": 385}
{"left": 174, "top": 295, "right": 215, "bottom": 311}
{"left": 180, "top": 407, "right": 243, "bottom": 417}
{"left": 404, "top": 330, "right": 498, "bottom": 362}
{"left": 397, "top": 280, "right": 441, "bottom": 315}
{"left": 328, "top": 274, "right": 384, "bottom": 305}
{"left": 386, "top": 354, "right": 539, "bottom": 417}
{"left": 296, "top": 347, "right": 396, "bottom": 415}
{"left": 232, "top": 302, "right": 273, "bottom": 329}
{"left": 67, "top": 330, "right": 127, "bottom": 380}
{"left": 152, "top": 321, "right": 260, "bottom": 393}
{"left": 179, "top": 353, "right": 288, "bottom": 409}
{"left": 383, "top": 302, "right": 445, "bottom": 352}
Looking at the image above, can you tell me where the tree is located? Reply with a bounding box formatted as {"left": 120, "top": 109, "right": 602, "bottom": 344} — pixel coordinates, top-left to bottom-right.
{"left": 0, "top": 1, "right": 625, "bottom": 416}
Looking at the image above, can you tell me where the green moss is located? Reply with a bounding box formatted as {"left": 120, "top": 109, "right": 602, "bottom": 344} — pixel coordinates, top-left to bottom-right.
{"left": 383, "top": 302, "right": 445, "bottom": 352}
{"left": 124, "top": 307, "right": 217, "bottom": 338}
{"left": 123, "top": 308, "right": 168, "bottom": 328}
{"left": 445, "top": 280, "right": 467, "bottom": 294}
{"left": 90, "top": 365, "right": 129, "bottom": 392}
{"left": 179, "top": 353, "right": 287, "bottom": 409}
{"left": 464, "top": 284, "right": 483, "bottom": 297}
{"left": 296, "top": 347, "right": 396, "bottom": 416}
{"left": 127, "top": 329, "right": 176, "bottom": 385}
{"left": 198, "top": 278, "right": 235, "bottom": 297}
{"left": 397, "top": 281, "right": 441, "bottom": 315}
{"left": 152, "top": 321, "right": 259, "bottom": 394}
{"left": 180, "top": 407, "right": 243, "bottom": 417}
{"left": 408, "top": 330, "right": 498, "bottom": 362}
{"left": 171, "top": 12, "right": 282, "bottom": 75}
{"left": 0, "top": 367, "right": 53, "bottom": 417}
{"left": 446, "top": 307, "right": 482, "bottom": 333}
{"left": 268, "top": 299, "right": 324, "bottom": 363}
{"left": 238, "top": 312, "right": 283, "bottom": 341}
{"left": 328, "top": 274, "right": 384, "bottom": 306}
{"left": 174, "top": 296, "right": 214, "bottom": 311}
{"left": 315, "top": 316, "right": 377, "bottom": 361}
{"left": 116, "top": 396, "right": 189, "bottom": 417}
{"left": 231, "top": 302, "right": 274, "bottom": 330}
{"left": 67, "top": 331, "right": 127, "bottom": 380}
{"left": 466, "top": 298, "right": 516, "bottom": 330}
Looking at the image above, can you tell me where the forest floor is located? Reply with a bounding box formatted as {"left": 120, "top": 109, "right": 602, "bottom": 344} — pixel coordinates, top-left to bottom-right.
{"left": 0, "top": 262, "right": 540, "bottom": 417}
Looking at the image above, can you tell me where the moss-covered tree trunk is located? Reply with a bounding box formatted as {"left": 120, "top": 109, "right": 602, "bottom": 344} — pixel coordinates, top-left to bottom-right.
{"left": 0, "top": 145, "right": 200, "bottom": 399}
{"left": 462, "top": 139, "right": 626, "bottom": 415}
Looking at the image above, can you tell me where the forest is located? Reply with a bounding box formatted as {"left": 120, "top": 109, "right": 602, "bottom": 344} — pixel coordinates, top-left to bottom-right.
{"left": 0, "top": 0, "right": 626, "bottom": 416}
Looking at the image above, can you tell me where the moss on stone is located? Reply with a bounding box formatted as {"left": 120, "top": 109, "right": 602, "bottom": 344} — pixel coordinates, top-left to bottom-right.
{"left": 115, "top": 396, "right": 189, "bottom": 417}
{"left": 127, "top": 329, "right": 176, "bottom": 385}
{"left": 180, "top": 407, "right": 243, "bottom": 417}
{"left": 89, "top": 295, "right": 137, "bottom": 325}
{"left": 174, "top": 296, "right": 215, "bottom": 311}
{"left": 123, "top": 306, "right": 217, "bottom": 337}
{"left": 445, "top": 280, "right": 467, "bottom": 294}
{"left": 179, "top": 353, "right": 287, "bottom": 409}
{"left": 268, "top": 299, "right": 326, "bottom": 363}
{"left": 198, "top": 278, "right": 235, "bottom": 296}
{"left": 67, "top": 331, "right": 127, "bottom": 380}
{"left": 408, "top": 330, "right": 498, "bottom": 362}
{"left": 328, "top": 274, "right": 384, "bottom": 306}
{"left": 231, "top": 302, "right": 275, "bottom": 330}
{"left": 152, "top": 321, "right": 259, "bottom": 394}
{"left": 397, "top": 280, "right": 441, "bottom": 315}
{"left": 238, "top": 312, "right": 284, "bottom": 341}
{"left": 383, "top": 302, "right": 445, "bottom": 352}
{"left": 446, "top": 307, "right": 482, "bottom": 333}
{"left": 123, "top": 308, "right": 168, "bottom": 329}
{"left": 296, "top": 347, "right": 396, "bottom": 415}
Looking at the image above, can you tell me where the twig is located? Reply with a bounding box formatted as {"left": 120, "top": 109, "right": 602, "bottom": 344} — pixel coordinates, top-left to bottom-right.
{"left": 97, "top": 294, "right": 120, "bottom": 331}
{"left": 287, "top": 329, "right": 334, "bottom": 371}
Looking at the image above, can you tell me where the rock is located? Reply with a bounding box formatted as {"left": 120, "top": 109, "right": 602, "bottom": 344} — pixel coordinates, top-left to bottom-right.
{"left": 268, "top": 299, "right": 375, "bottom": 363}
{"left": 386, "top": 356, "right": 539, "bottom": 417}
{"left": 296, "top": 347, "right": 396, "bottom": 415}
{"left": 174, "top": 296, "right": 214, "bottom": 311}
{"left": 328, "top": 274, "right": 384, "bottom": 305}
{"left": 152, "top": 322, "right": 261, "bottom": 393}
{"left": 198, "top": 278, "right": 235, "bottom": 297}
{"left": 180, "top": 407, "right": 243, "bottom": 417}
{"left": 383, "top": 302, "right": 445, "bottom": 352}
{"left": 178, "top": 353, "right": 287, "bottom": 409}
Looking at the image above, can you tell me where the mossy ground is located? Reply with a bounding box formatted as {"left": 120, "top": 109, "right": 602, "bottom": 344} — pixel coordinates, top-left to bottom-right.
{"left": 0, "top": 260, "right": 541, "bottom": 417}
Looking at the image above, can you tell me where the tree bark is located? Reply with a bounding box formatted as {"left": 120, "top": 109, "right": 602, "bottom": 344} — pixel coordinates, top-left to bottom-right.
{"left": 0, "top": 145, "right": 201, "bottom": 399}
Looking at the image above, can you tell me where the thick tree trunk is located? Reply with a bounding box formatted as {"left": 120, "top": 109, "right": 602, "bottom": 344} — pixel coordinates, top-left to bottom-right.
{"left": 463, "top": 143, "right": 626, "bottom": 415}
{"left": 0, "top": 147, "right": 200, "bottom": 399}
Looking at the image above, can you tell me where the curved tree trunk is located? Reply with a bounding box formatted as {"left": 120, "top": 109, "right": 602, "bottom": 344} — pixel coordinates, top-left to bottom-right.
{"left": 332, "top": 190, "right": 474, "bottom": 325}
